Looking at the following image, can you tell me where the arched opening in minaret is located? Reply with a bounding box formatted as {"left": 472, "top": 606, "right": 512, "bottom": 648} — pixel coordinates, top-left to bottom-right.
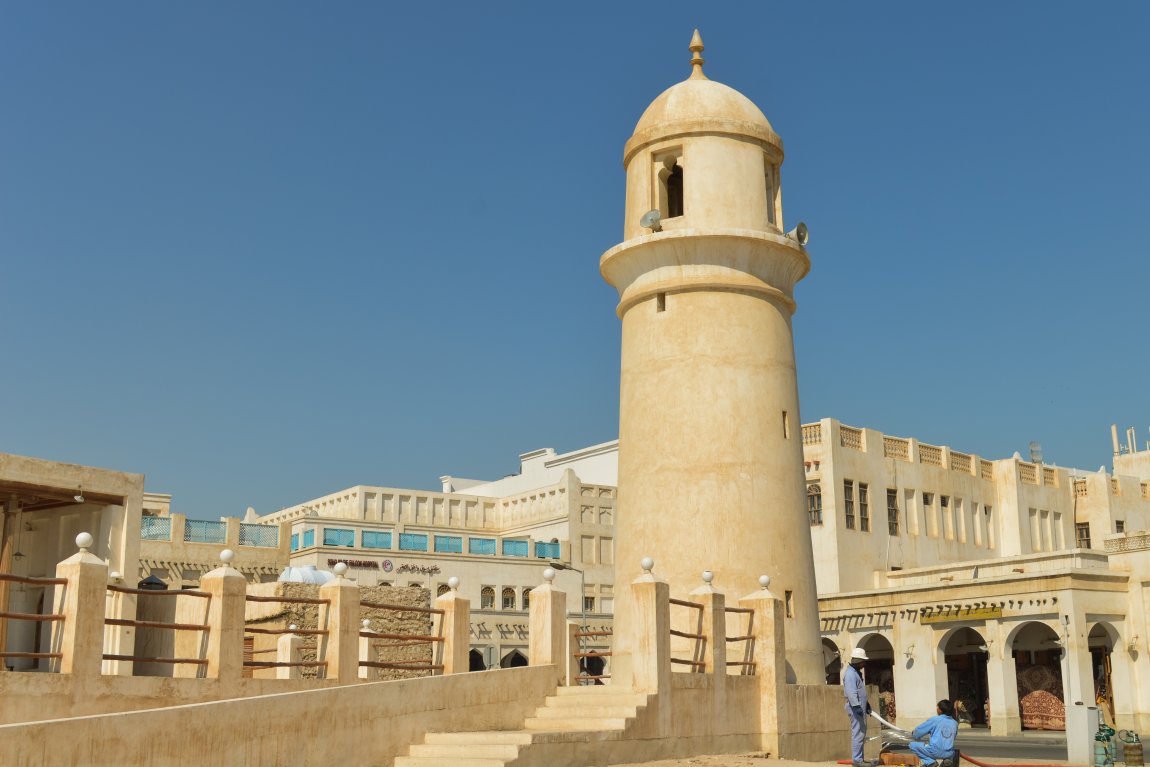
{"left": 666, "top": 163, "right": 684, "bottom": 218}
{"left": 764, "top": 161, "right": 779, "bottom": 227}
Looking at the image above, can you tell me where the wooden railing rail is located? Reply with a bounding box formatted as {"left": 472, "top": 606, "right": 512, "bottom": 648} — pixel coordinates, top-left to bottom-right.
{"left": 359, "top": 629, "right": 442, "bottom": 643}
{"left": 102, "top": 654, "right": 208, "bottom": 666}
{"left": 0, "top": 610, "right": 63, "bottom": 622}
{"left": 244, "top": 595, "right": 329, "bottom": 605}
{"left": 359, "top": 599, "right": 444, "bottom": 616}
{"left": 0, "top": 573, "right": 67, "bottom": 586}
{"left": 244, "top": 626, "right": 327, "bottom": 636}
{"left": 0, "top": 651, "right": 62, "bottom": 660}
{"left": 105, "top": 618, "right": 209, "bottom": 632}
{"left": 107, "top": 584, "right": 210, "bottom": 598}
{"left": 359, "top": 661, "right": 444, "bottom": 671}
{"left": 669, "top": 628, "right": 704, "bottom": 640}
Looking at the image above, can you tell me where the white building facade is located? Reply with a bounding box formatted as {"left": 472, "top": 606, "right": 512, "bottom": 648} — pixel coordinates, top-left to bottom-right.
{"left": 257, "top": 443, "right": 619, "bottom": 673}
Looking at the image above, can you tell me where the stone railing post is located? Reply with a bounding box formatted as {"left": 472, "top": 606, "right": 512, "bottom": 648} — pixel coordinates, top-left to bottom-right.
{"left": 689, "top": 571, "right": 728, "bottom": 727}
{"left": 738, "top": 575, "right": 787, "bottom": 751}
{"left": 432, "top": 576, "right": 469, "bottom": 675}
{"left": 225, "top": 518, "right": 241, "bottom": 547}
{"left": 102, "top": 569, "right": 136, "bottom": 676}
{"left": 319, "top": 562, "right": 360, "bottom": 684}
{"left": 277, "top": 624, "right": 304, "bottom": 680}
{"left": 690, "top": 572, "right": 726, "bottom": 722}
{"left": 199, "top": 549, "right": 248, "bottom": 679}
{"left": 631, "top": 558, "right": 671, "bottom": 736}
{"left": 358, "top": 619, "right": 377, "bottom": 680}
{"left": 173, "top": 588, "right": 210, "bottom": 679}
{"left": 631, "top": 558, "right": 670, "bottom": 693}
{"left": 529, "top": 568, "right": 567, "bottom": 685}
{"left": 566, "top": 620, "right": 582, "bottom": 686}
{"left": 171, "top": 513, "right": 187, "bottom": 542}
{"left": 51, "top": 533, "right": 108, "bottom": 677}
{"left": 689, "top": 571, "right": 727, "bottom": 674}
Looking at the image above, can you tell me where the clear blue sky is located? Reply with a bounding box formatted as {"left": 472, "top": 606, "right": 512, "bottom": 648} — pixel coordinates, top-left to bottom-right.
{"left": 3, "top": 3, "right": 1147, "bottom": 519}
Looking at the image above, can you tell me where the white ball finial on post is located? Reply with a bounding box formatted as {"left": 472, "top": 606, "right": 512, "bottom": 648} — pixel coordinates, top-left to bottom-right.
{"left": 759, "top": 575, "right": 771, "bottom": 590}
{"left": 362, "top": 619, "right": 371, "bottom": 630}
{"left": 288, "top": 623, "right": 298, "bottom": 633}
{"left": 640, "top": 557, "right": 654, "bottom": 574}
{"left": 542, "top": 568, "right": 556, "bottom": 583}
{"left": 447, "top": 576, "right": 460, "bottom": 590}
{"left": 75, "top": 532, "right": 94, "bottom": 552}
{"left": 333, "top": 562, "right": 348, "bottom": 577}
{"left": 219, "top": 549, "right": 235, "bottom": 565}
{"left": 702, "top": 570, "right": 714, "bottom": 585}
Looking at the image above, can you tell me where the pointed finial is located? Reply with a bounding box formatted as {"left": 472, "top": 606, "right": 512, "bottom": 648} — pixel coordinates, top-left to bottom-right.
{"left": 689, "top": 29, "right": 706, "bottom": 80}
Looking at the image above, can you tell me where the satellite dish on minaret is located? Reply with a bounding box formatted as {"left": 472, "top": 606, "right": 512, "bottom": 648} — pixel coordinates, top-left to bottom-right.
{"left": 1028, "top": 441, "right": 1043, "bottom": 464}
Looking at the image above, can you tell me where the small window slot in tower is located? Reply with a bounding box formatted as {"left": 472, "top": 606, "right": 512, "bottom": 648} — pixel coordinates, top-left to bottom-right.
{"left": 655, "top": 150, "right": 684, "bottom": 221}
{"left": 782, "top": 411, "right": 789, "bottom": 439}
{"left": 656, "top": 292, "right": 666, "bottom": 313}
{"left": 765, "top": 162, "right": 778, "bottom": 227}
{"left": 666, "top": 163, "right": 683, "bottom": 218}
{"left": 785, "top": 590, "right": 794, "bottom": 618}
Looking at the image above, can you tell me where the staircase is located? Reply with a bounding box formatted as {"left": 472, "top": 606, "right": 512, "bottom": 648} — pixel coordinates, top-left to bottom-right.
{"left": 394, "top": 685, "right": 653, "bottom": 767}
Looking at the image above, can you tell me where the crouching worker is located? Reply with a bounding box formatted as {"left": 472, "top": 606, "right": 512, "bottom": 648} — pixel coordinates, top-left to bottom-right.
{"left": 909, "top": 700, "right": 958, "bottom": 767}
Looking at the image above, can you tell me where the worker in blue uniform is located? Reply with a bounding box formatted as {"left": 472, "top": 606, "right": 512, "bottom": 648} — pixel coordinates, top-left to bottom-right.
{"left": 908, "top": 700, "right": 959, "bottom": 766}
{"left": 843, "top": 647, "right": 874, "bottom": 767}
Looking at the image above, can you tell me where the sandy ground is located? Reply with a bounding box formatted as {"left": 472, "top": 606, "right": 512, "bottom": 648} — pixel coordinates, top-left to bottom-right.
{"left": 610, "top": 756, "right": 1069, "bottom": 767}
{"left": 612, "top": 756, "right": 836, "bottom": 767}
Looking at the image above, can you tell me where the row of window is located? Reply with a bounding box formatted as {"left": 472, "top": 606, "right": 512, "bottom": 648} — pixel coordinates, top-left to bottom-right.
{"left": 464, "top": 585, "right": 601, "bottom": 613}
{"left": 808, "top": 482, "right": 996, "bottom": 547}
{"left": 290, "top": 528, "right": 562, "bottom": 559}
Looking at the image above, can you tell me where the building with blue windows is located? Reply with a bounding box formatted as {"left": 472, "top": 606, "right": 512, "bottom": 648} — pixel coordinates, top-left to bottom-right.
{"left": 257, "top": 441, "right": 618, "bottom": 672}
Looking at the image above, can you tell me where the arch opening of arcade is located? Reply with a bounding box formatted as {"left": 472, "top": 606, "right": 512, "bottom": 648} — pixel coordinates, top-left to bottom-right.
{"left": 1008, "top": 621, "right": 1065, "bottom": 731}
{"left": 822, "top": 637, "right": 841, "bottom": 685}
{"left": 941, "top": 627, "right": 990, "bottom": 728}
{"left": 858, "top": 633, "right": 897, "bottom": 722}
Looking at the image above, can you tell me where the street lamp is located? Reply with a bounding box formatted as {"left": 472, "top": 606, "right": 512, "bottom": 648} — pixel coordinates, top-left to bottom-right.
{"left": 550, "top": 560, "right": 589, "bottom": 685}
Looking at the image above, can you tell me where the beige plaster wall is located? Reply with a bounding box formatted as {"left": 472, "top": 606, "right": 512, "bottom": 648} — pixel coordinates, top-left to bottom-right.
{"left": 0, "top": 666, "right": 556, "bottom": 767}
{"left": 0, "top": 669, "right": 340, "bottom": 725}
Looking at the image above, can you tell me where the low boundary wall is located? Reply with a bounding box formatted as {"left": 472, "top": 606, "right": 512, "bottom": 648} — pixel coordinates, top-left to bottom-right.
{"left": 1, "top": 665, "right": 557, "bottom": 767}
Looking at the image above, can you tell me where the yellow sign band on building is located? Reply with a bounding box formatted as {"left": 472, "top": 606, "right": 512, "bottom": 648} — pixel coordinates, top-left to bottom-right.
{"left": 921, "top": 606, "right": 1003, "bottom": 624}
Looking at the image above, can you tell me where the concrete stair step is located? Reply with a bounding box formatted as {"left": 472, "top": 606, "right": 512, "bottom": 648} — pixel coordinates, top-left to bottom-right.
{"left": 398, "top": 687, "right": 648, "bottom": 766}
{"left": 543, "top": 692, "right": 648, "bottom": 708}
{"left": 408, "top": 743, "right": 521, "bottom": 760}
{"left": 523, "top": 716, "right": 630, "bottom": 731}
{"left": 531, "top": 705, "right": 639, "bottom": 719}
{"left": 422, "top": 731, "right": 534, "bottom": 746}
{"left": 553, "top": 685, "right": 635, "bottom": 696}
{"left": 394, "top": 757, "right": 509, "bottom": 767}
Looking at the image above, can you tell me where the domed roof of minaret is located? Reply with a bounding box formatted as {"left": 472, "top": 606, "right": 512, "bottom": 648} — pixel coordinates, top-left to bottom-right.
{"left": 625, "top": 30, "right": 782, "bottom": 164}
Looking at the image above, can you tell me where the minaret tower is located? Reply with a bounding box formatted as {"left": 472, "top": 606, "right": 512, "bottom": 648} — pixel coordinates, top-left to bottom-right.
{"left": 600, "top": 31, "right": 822, "bottom": 684}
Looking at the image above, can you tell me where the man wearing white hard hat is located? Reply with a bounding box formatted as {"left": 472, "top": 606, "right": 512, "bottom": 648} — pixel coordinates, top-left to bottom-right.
{"left": 843, "top": 647, "right": 874, "bottom": 767}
